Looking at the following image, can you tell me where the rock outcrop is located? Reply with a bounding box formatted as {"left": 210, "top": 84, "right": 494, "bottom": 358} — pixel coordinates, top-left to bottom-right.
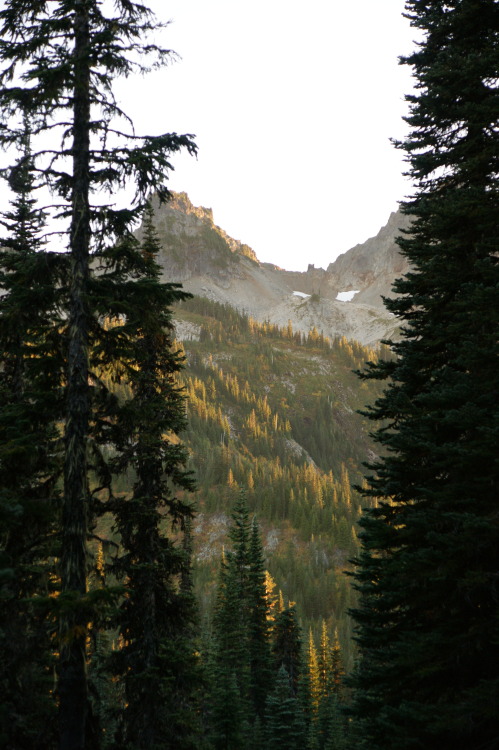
{"left": 326, "top": 210, "right": 412, "bottom": 307}
{"left": 146, "top": 193, "right": 410, "bottom": 345}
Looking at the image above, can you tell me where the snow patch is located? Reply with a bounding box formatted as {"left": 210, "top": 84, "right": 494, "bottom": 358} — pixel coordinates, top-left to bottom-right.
{"left": 336, "top": 290, "right": 359, "bottom": 302}
{"left": 293, "top": 290, "right": 310, "bottom": 298}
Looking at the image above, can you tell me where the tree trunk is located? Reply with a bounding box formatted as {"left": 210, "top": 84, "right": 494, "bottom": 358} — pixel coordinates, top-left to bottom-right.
{"left": 59, "top": 2, "right": 91, "bottom": 748}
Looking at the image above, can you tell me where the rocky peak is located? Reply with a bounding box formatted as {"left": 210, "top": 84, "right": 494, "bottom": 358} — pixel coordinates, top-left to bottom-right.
{"left": 139, "top": 191, "right": 258, "bottom": 282}
{"left": 142, "top": 192, "right": 412, "bottom": 345}
{"left": 325, "top": 210, "right": 412, "bottom": 306}
{"left": 161, "top": 193, "right": 213, "bottom": 224}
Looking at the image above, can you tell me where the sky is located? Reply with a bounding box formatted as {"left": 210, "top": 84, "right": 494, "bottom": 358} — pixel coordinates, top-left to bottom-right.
{"left": 115, "top": 1, "right": 418, "bottom": 272}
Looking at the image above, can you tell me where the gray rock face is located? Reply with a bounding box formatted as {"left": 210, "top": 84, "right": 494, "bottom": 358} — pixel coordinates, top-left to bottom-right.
{"left": 137, "top": 192, "right": 258, "bottom": 283}
{"left": 326, "top": 210, "right": 412, "bottom": 307}
{"left": 146, "top": 193, "right": 410, "bottom": 345}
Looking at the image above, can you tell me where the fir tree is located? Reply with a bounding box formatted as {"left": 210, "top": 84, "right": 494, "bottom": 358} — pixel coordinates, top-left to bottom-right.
{"left": 307, "top": 630, "right": 321, "bottom": 715}
{"left": 318, "top": 620, "right": 331, "bottom": 700}
{"left": 350, "top": 1, "right": 499, "bottom": 748}
{"left": 0, "top": 127, "right": 65, "bottom": 749}
{"left": 208, "top": 493, "right": 273, "bottom": 747}
{"left": 96, "top": 206, "right": 198, "bottom": 750}
{"left": 0, "top": 4, "right": 196, "bottom": 746}
{"left": 272, "top": 605, "right": 303, "bottom": 697}
{"left": 320, "top": 696, "right": 347, "bottom": 750}
{"left": 209, "top": 551, "right": 248, "bottom": 750}
{"left": 264, "top": 665, "right": 307, "bottom": 750}
{"left": 247, "top": 517, "right": 273, "bottom": 717}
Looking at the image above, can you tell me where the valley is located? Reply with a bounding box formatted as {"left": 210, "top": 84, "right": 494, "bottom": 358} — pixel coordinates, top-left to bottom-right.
{"left": 139, "top": 194, "right": 406, "bottom": 666}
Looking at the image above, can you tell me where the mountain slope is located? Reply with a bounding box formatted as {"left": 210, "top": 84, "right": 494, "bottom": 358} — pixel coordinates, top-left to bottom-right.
{"left": 144, "top": 193, "right": 409, "bottom": 345}
{"left": 169, "top": 297, "right": 390, "bottom": 667}
{"left": 326, "top": 209, "right": 412, "bottom": 307}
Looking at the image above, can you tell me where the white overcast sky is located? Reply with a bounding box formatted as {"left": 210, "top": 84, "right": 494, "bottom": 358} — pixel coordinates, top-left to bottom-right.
{"left": 115, "top": 1, "right": 418, "bottom": 272}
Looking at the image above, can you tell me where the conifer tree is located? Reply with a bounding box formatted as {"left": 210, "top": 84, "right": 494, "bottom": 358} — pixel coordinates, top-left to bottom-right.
{"left": 321, "top": 697, "right": 347, "bottom": 750}
{"left": 95, "top": 206, "right": 198, "bottom": 750}
{"left": 208, "top": 501, "right": 251, "bottom": 749}
{"left": 318, "top": 620, "right": 331, "bottom": 699}
{"left": 351, "top": 1, "right": 499, "bottom": 748}
{"left": 0, "top": 4, "right": 196, "bottom": 747}
{"left": 208, "top": 493, "right": 274, "bottom": 746}
{"left": 272, "top": 605, "right": 303, "bottom": 697}
{"left": 247, "top": 517, "right": 273, "bottom": 717}
{"left": 264, "top": 665, "right": 307, "bottom": 750}
{"left": 329, "top": 628, "right": 344, "bottom": 698}
{"left": 208, "top": 554, "right": 248, "bottom": 750}
{"left": 307, "top": 630, "right": 321, "bottom": 715}
{"left": 0, "top": 127, "right": 65, "bottom": 749}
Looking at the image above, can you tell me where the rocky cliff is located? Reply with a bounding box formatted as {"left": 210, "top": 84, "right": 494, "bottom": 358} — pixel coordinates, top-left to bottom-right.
{"left": 326, "top": 210, "right": 412, "bottom": 307}
{"left": 146, "top": 192, "right": 410, "bottom": 345}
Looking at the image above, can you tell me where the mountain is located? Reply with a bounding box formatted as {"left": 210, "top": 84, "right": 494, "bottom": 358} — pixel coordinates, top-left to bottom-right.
{"left": 128, "top": 193, "right": 409, "bottom": 663}
{"left": 142, "top": 192, "right": 410, "bottom": 346}
{"left": 170, "top": 296, "right": 388, "bottom": 668}
{"left": 326, "top": 209, "right": 412, "bottom": 307}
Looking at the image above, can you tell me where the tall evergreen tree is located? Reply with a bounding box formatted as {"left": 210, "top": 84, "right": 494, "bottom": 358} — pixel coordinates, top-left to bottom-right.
{"left": 307, "top": 630, "right": 321, "bottom": 715}
{"left": 208, "top": 493, "right": 273, "bottom": 747}
{"left": 247, "top": 517, "right": 273, "bottom": 717}
{"left": 0, "top": 127, "right": 65, "bottom": 749}
{"left": 264, "top": 665, "right": 307, "bottom": 750}
{"left": 97, "top": 206, "right": 198, "bottom": 750}
{"left": 272, "top": 605, "right": 303, "bottom": 698}
{"left": 0, "top": 4, "right": 196, "bottom": 747}
{"left": 209, "top": 511, "right": 251, "bottom": 748}
{"left": 350, "top": 2, "right": 499, "bottom": 748}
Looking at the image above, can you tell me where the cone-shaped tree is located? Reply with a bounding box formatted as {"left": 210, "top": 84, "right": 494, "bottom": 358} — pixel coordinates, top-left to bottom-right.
{"left": 308, "top": 630, "right": 321, "bottom": 715}
{"left": 247, "top": 517, "right": 273, "bottom": 717}
{"left": 264, "top": 665, "right": 307, "bottom": 750}
{"left": 208, "top": 493, "right": 274, "bottom": 745}
{"left": 0, "top": 127, "right": 65, "bottom": 749}
{"left": 330, "top": 628, "right": 344, "bottom": 699}
{"left": 97, "top": 205, "right": 198, "bottom": 750}
{"left": 272, "top": 605, "right": 303, "bottom": 698}
{"left": 0, "top": 5, "right": 196, "bottom": 746}
{"left": 350, "top": 1, "right": 499, "bottom": 748}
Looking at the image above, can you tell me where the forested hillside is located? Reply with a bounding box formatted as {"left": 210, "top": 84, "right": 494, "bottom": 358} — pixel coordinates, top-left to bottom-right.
{"left": 169, "top": 297, "right": 389, "bottom": 667}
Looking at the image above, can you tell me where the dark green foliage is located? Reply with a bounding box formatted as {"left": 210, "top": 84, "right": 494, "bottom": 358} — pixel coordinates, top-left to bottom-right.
{"left": 350, "top": 2, "right": 499, "bottom": 748}
{"left": 95, "top": 207, "right": 199, "bottom": 750}
{"left": 0, "top": 129, "right": 64, "bottom": 749}
{"left": 209, "top": 552, "right": 249, "bottom": 748}
{"left": 208, "top": 494, "right": 274, "bottom": 748}
{"left": 0, "top": 2, "right": 196, "bottom": 746}
{"left": 320, "top": 696, "right": 347, "bottom": 750}
{"left": 175, "top": 295, "right": 381, "bottom": 663}
{"left": 305, "top": 623, "right": 349, "bottom": 750}
{"left": 248, "top": 519, "right": 273, "bottom": 716}
{"left": 272, "top": 606, "right": 303, "bottom": 697}
{"left": 264, "top": 665, "right": 307, "bottom": 750}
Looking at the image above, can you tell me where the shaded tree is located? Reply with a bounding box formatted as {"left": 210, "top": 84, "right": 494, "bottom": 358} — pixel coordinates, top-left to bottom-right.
{"left": 272, "top": 604, "right": 304, "bottom": 699}
{"left": 94, "top": 206, "right": 198, "bottom": 749}
{"left": 0, "top": 3, "right": 196, "bottom": 747}
{"left": 264, "top": 665, "right": 307, "bottom": 750}
{"left": 350, "top": 1, "right": 499, "bottom": 748}
{"left": 0, "top": 125, "right": 65, "bottom": 749}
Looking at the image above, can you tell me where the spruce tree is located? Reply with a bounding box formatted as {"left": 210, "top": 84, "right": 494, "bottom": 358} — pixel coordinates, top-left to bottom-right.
{"left": 209, "top": 546, "right": 249, "bottom": 749}
{"left": 350, "top": 1, "right": 499, "bottom": 748}
{"left": 208, "top": 494, "right": 273, "bottom": 747}
{"left": 0, "top": 128, "right": 65, "bottom": 749}
{"left": 307, "top": 630, "right": 321, "bottom": 715}
{"left": 272, "top": 605, "right": 303, "bottom": 697}
{"left": 329, "top": 629, "right": 344, "bottom": 698}
{"left": 247, "top": 517, "right": 273, "bottom": 717}
{"left": 264, "top": 665, "right": 307, "bottom": 750}
{"left": 95, "top": 206, "right": 198, "bottom": 750}
{"left": 0, "top": 4, "right": 196, "bottom": 747}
